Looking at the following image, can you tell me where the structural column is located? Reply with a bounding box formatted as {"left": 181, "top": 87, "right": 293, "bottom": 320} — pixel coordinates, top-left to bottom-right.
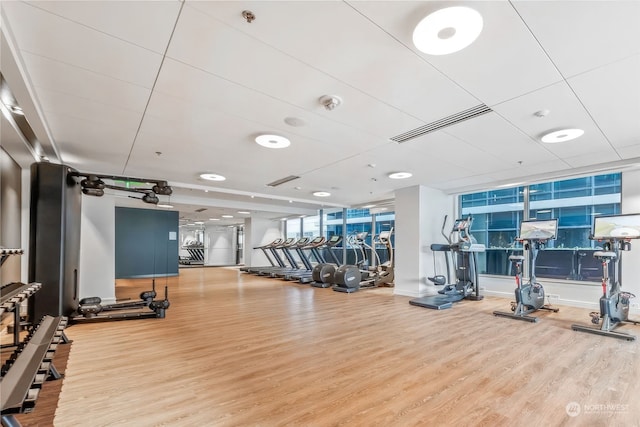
{"left": 393, "top": 185, "right": 453, "bottom": 297}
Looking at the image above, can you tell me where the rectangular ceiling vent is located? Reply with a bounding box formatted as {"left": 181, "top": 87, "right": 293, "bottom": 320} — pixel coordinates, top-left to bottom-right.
{"left": 267, "top": 175, "right": 300, "bottom": 187}
{"left": 390, "top": 104, "right": 492, "bottom": 144}
{"left": 194, "top": 208, "right": 207, "bottom": 213}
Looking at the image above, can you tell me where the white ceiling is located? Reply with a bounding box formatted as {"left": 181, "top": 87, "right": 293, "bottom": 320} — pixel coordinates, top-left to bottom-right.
{"left": 1, "top": 0, "right": 639, "bottom": 224}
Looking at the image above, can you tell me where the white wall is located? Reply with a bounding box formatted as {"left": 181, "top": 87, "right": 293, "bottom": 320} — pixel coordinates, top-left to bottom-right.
{"left": 79, "top": 195, "right": 116, "bottom": 304}
{"left": 394, "top": 185, "right": 453, "bottom": 297}
{"left": 244, "top": 217, "right": 282, "bottom": 267}
{"left": 205, "top": 226, "right": 236, "bottom": 266}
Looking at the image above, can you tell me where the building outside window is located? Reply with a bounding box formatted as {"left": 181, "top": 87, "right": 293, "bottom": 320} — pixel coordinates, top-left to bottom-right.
{"left": 460, "top": 173, "right": 621, "bottom": 282}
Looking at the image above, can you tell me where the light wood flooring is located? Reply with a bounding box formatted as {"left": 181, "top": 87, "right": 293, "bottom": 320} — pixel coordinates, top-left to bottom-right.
{"left": 49, "top": 268, "right": 639, "bottom": 426}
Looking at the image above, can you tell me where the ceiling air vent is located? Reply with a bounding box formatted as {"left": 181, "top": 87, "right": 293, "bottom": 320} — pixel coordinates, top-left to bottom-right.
{"left": 267, "top": 175, "right": 300, "bottom": 187}
{"left": 390, "top": 104, "right": 492, "bottom": 144}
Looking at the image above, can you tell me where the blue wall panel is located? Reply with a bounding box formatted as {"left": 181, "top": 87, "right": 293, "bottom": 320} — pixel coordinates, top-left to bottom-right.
{"left": 115, "top": 207, "right": 179, "bottom": 278}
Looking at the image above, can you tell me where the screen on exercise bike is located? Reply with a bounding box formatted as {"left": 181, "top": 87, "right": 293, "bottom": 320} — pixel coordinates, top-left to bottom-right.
{"left": 519, "top": 219, "right": 557, "bottom": 240}
{"left": 592, "top": 214, "right": 640, "bottom": 240}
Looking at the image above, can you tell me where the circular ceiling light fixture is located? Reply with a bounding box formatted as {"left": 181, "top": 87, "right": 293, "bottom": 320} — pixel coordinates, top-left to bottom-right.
{"left": 388, "top": 172, "right": 413, "bottom": 180}
{"left": 200, "top": 173, "right": 226, "bottom": 181}
{"left": 237, "top": 211, "right": 250, "bottom": 214}
{"left": 313, "top": 191, "right": 331, "bottom": 197}
{"left": 209, "top": 218, "right": 220, "bottom": 221}
{"left": 413, "top": 6, "right": 483, "bottom": 55}
{"left": 541, "top": 128, "right": 584, "bottom": 143}
{"left": 221, "top": 214, "right": 234, "bottom": 218}
{"left": 255, "top": 134, "right": 290, "bottom": 149}
{"left": 156, "top": 204, "right": 174, "bottom": 208}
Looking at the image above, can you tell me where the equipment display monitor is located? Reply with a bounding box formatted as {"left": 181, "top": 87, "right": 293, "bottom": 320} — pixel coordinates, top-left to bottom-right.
{"left": 519, "top": 219, "right": 558, "bottom": 240}
{"left": 592, "top": 214, "right": 640, "bottom": 240}
{"left": 452, "top": 219, "right": 470, "bottom": 231}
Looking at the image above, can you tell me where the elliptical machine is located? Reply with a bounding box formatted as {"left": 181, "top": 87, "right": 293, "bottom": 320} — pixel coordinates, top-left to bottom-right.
{"left": 572, "top": 214, "right": 640, "bottom": 341}
{"left": 493, "top": 219, "right": 559, "bottom": 322}
{"left": 409, "top": 216, "right": 484, "bottom": 310}
{"left": 333, "top": 229, "right": 395, "bottom": 293}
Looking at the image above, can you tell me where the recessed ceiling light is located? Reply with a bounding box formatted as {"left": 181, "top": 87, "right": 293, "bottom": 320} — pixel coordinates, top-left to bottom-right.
{"left": 209, "top": 218, "right": 220, "bottom": 221}
{"left": 194, "top": 221, "right": 204, "bottom": 225}
{"left": 157, "top": 204, "right": 173, "bottom": 208}
{"left": 413, "top": 6, "right": 483, "bottom": 55}
{"left": 284, "top": 117, "right": 307, "bottom": 127}
{"left": 363, "top": 204, "right": 377, "bottom": 208}
{"left": 200, "top": 173, "right": 226, "bottom": 181}
{"left": 222, "top": 215, "right": 233, "bottom": 218}
{"left": 237, "top": 211, "right": 250, "bottom": 214}
{"left": 255, "top": 134, "right": 290, "bottom": 149}
{"left": 541, "top": 128, "right": 584, "bottom": 143}
{"left": 388, "top": 172, "right": 412, "bottom": 180}
{"left": 313, "top": 191, "right": 331, "bottom": 197}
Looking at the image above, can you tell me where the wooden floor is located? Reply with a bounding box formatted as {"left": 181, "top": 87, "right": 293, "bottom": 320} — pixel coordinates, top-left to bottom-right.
{"left": 43, "top": 268, "right": 639, "bottom": 426}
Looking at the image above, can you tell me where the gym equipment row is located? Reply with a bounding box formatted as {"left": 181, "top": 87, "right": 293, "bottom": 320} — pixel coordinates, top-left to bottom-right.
{"left": 243, "top": 230, "right": 395, "bottom": 293}
{"left": 1, "top": 248, "right": 70, "bottom": 427}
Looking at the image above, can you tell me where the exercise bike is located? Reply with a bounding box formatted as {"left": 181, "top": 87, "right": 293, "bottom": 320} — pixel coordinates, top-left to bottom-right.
{"left": 493, "top": 219, "right": 559, "bottom": 322}
{"left": 572, "top": 214, "right": 640, "bottom": 340}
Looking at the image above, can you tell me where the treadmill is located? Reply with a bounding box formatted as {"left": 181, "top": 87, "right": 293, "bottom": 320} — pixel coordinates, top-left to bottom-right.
{"left": 287, "top": 236, "right": 327, "bottom": 282}
{"left": 264, "top": 237, "right": 304, "bottom": 277}
{"left": 241, "top": 238, "right": 283, "bottom": 272}
{"left": 273, "top": 237, "right": 312, "bottom": 278}
{"left": 252, "top": 237, "right": 295, "bottom": 275}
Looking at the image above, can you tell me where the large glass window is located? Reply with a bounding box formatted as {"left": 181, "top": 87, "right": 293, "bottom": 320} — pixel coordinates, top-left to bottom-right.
{"left": 286, "top": 218, "right": 301, "bottom": 239}
{"left": 302, "top": 215, "right": 320, "bottom": 238}
{"left": 460, "top": 173, "right": 621, "bottom": 282}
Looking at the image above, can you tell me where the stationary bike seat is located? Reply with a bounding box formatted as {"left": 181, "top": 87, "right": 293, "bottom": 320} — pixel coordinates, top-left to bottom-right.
{"left": 593, "top": 251, "right": 616, "bottom": 260}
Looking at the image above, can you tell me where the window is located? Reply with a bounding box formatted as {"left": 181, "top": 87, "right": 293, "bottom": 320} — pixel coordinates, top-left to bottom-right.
{"left": 286, "top": 218, "right": 301, "bottom": 239}
{"left": 460, "top": 173, "right": 621, "bottom": 282}
{"left": 302, "top": 215, "right": 320, "bottom": 238}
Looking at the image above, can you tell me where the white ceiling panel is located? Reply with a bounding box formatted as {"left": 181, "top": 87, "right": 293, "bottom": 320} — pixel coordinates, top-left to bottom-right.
{"left": 441, "top": 113, "right": 559, "bottom": 166}
{"left": 400, "top": 130, "right": 506, "bottom": 174}
{"left": 2, "top": 0, "right": 639, "bottom": 216}
{"left": 562, "top": 150, "right": 623, "bottom": 169}
{"left": 35, "top": 86, "right": 143, "bottom": 132}
{"left": 2, "top": 1, "right": 163, "bottom": 88}
{"left": 191, "top": 1, "right": 482, "bottom": 124}
{"left": 568, "top": 54, "right": 640, "bottom": 149}
{"left": 512, "top": 0, "right": 640, "bottom": 77}
{"left": 351, "top": 1, "right": 563, "bottom": 106}
{"left": 21, "top": 52, "right": 151, "bottom": 114}
{"left": 23, "top": 0, "right": 181, "bottom": 54}
{"left": 150, "top": 59, "right": 392, "bottom": 153}
{"left": 167, "top": 4, "right": 424, "bottom": 139}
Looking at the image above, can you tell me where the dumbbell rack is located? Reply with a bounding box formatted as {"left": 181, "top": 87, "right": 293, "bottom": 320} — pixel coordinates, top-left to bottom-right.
{"left": 1, "top": 249, "right": 41, "bottom": 348}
